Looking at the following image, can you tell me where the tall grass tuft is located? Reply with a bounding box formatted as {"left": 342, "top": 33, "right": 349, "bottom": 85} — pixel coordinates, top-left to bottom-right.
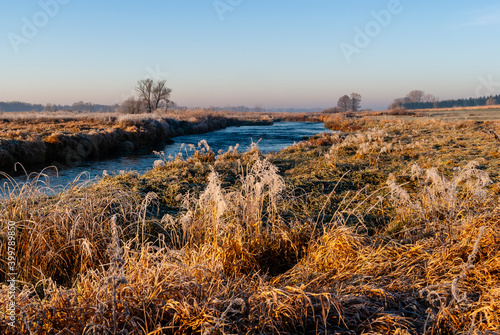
{"left": 387, "top": 161, "right": 492, "bottom": 235}
{"left": 169, "top": 154, "right": 305, "bottom": 276}
{"left": 0, "top": 171, "right": 143, "bottom": 285}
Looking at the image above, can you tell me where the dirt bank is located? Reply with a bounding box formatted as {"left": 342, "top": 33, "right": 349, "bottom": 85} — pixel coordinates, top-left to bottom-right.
{"left": 0, "top": 114, "right": 272, "bottom": 173}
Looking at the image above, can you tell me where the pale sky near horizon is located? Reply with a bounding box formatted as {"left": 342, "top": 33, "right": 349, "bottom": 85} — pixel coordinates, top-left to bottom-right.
{"left": 1, "top": 0, "right": 499, "bottom": 110}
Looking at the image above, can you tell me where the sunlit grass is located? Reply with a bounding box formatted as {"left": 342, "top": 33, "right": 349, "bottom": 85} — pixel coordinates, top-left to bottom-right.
{"left": 1, "top": 117, "right": 499, "bottom": 334}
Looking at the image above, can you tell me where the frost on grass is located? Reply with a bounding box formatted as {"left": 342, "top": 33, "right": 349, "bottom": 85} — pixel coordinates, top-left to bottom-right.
{"left": 2, "top": 119, "right": 500, "bottom": 334}
{"left": 173, "top": 154, "right": 286, "bottom": 250}
{"left": 387, "top": 161, "right": 493, "bottom": 227}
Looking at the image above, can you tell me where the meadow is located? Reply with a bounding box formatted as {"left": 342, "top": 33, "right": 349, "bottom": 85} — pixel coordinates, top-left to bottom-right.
{"left": 365, "top": 105, "right": 500, "bottom": 122}
{"left": 1, "top": 112, "right": 500, "bottom": 334}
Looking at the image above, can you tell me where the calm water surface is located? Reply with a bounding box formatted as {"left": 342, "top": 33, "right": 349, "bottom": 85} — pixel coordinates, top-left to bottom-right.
{"left": 5, "top": 122, "right": 330, "bottom": 191}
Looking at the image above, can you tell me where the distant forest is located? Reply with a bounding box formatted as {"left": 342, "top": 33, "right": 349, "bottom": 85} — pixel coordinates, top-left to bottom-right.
{"left": 207, "top": 106, "right": 322, "bottom": 113}
{"left": 0, "top": 101, "right": 322, "bottom": 114}
{"left": 0, "top": 101, "right": 116, "bottom": 113}
{"left": 400, "top": 94, "right": 500, "bottom": 110}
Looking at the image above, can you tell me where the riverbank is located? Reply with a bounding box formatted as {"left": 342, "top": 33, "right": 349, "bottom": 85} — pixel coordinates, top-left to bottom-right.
{"left": 1, "top": 117, "right": 499, "bottom": 333}
{"left": 0, "top": 110, "right": 273, "bottom": 173}
{"left": 4, "top": 121, "right": 331, "bottom": 191}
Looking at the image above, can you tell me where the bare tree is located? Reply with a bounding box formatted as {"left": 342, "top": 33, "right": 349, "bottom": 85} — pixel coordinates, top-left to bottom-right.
{"left": 72, "top": 101, "right": 94, "bottom": 112}
{"left": 152, "top": 80, "right": 173, "bottom": 111}
{"left": 166, "top": 101, "right": 176, "bottom": 111}
{"left": 337, "top": 95, "right": 351, "bottom": 113}
{"left": 350, "top": 93, "right": 362, "bottom": 112}
{"left": 486, "top": 98, "right": 497, "bottom": 105}
{"left": 389, "top": 97, "right": 413, "bottom": 109}
{"left": 423, "top": 93, "right": 438, "bottom": 103}
{"left": 136, "top": 79, "right": 172, "bottom": 113}
{"left": 136, "top": 79, "right": 154, "bottom": 113}
{"left": 254, "top": 104, "right": 265, "bottom": 113}
{"left": 389, "top": 98, "right": 403, "bottom": 110}
{"left": 407, "top": 90, "right": 425, "bottom": 103}
{"left": 120, "top": 97, "right": 146, "bottom": 114}
{"left": 44, "top": 103, "right": 55, "bottom": 112}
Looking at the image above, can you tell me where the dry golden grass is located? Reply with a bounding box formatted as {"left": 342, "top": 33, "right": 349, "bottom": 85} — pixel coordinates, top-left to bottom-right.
{"left": 410, "top": 104, "right": 500, "bottom": 112}
{"left": 0, "top": 109, "right": 244, "bottom": 141}
{"left": 362, "top": 105, "right": 500, "bottom": 122}
{"left": 1, "top": 117, "right": 500, "bottom": 334}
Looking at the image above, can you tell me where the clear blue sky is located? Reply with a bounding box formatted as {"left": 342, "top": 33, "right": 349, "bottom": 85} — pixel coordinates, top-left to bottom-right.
{"left": 1, "top": 0, "right": 499, "bottom": 110}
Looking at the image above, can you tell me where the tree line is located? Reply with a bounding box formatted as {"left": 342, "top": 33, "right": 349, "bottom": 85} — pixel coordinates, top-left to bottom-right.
{"left": 0, "top": 79, "right": 173, "bottom": 114}
{"left": 322, "top": 93, "right": 362, "bottom": 113}
{"left": 390, "top": 90, "right": 499, "bottom": 110}
{"left": 0, "top": 101, "right": 116, "bottom": 113}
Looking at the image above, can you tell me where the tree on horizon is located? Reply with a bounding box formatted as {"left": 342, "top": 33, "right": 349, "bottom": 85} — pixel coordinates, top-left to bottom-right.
{"left": 135, "top": 79, "right": 172, "bottom": 113}
{"left": 337, "top": 95, "right": 351, "bottom": 112}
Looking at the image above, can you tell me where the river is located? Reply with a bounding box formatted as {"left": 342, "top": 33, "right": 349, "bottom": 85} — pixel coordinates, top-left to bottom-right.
{"left": 3, "top": 122, "right": 330, "bottom": 192}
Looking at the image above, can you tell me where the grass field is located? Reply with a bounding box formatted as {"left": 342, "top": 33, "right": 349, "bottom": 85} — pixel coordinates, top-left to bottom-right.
{"left": 1, "top": 113, "right": 499, "bottom": 334}
{"left": 366, "top": 105, "right": 500, "bottom": 121}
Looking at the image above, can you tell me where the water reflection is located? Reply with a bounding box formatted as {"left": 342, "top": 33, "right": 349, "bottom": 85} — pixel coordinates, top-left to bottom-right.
{"left": 5, "top": 122, "right": 330, "bottom": 190}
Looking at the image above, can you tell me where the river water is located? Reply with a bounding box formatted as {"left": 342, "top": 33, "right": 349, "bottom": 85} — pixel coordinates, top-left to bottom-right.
{"left": 4, "top": 122, "right": 330, "bottom": 192}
